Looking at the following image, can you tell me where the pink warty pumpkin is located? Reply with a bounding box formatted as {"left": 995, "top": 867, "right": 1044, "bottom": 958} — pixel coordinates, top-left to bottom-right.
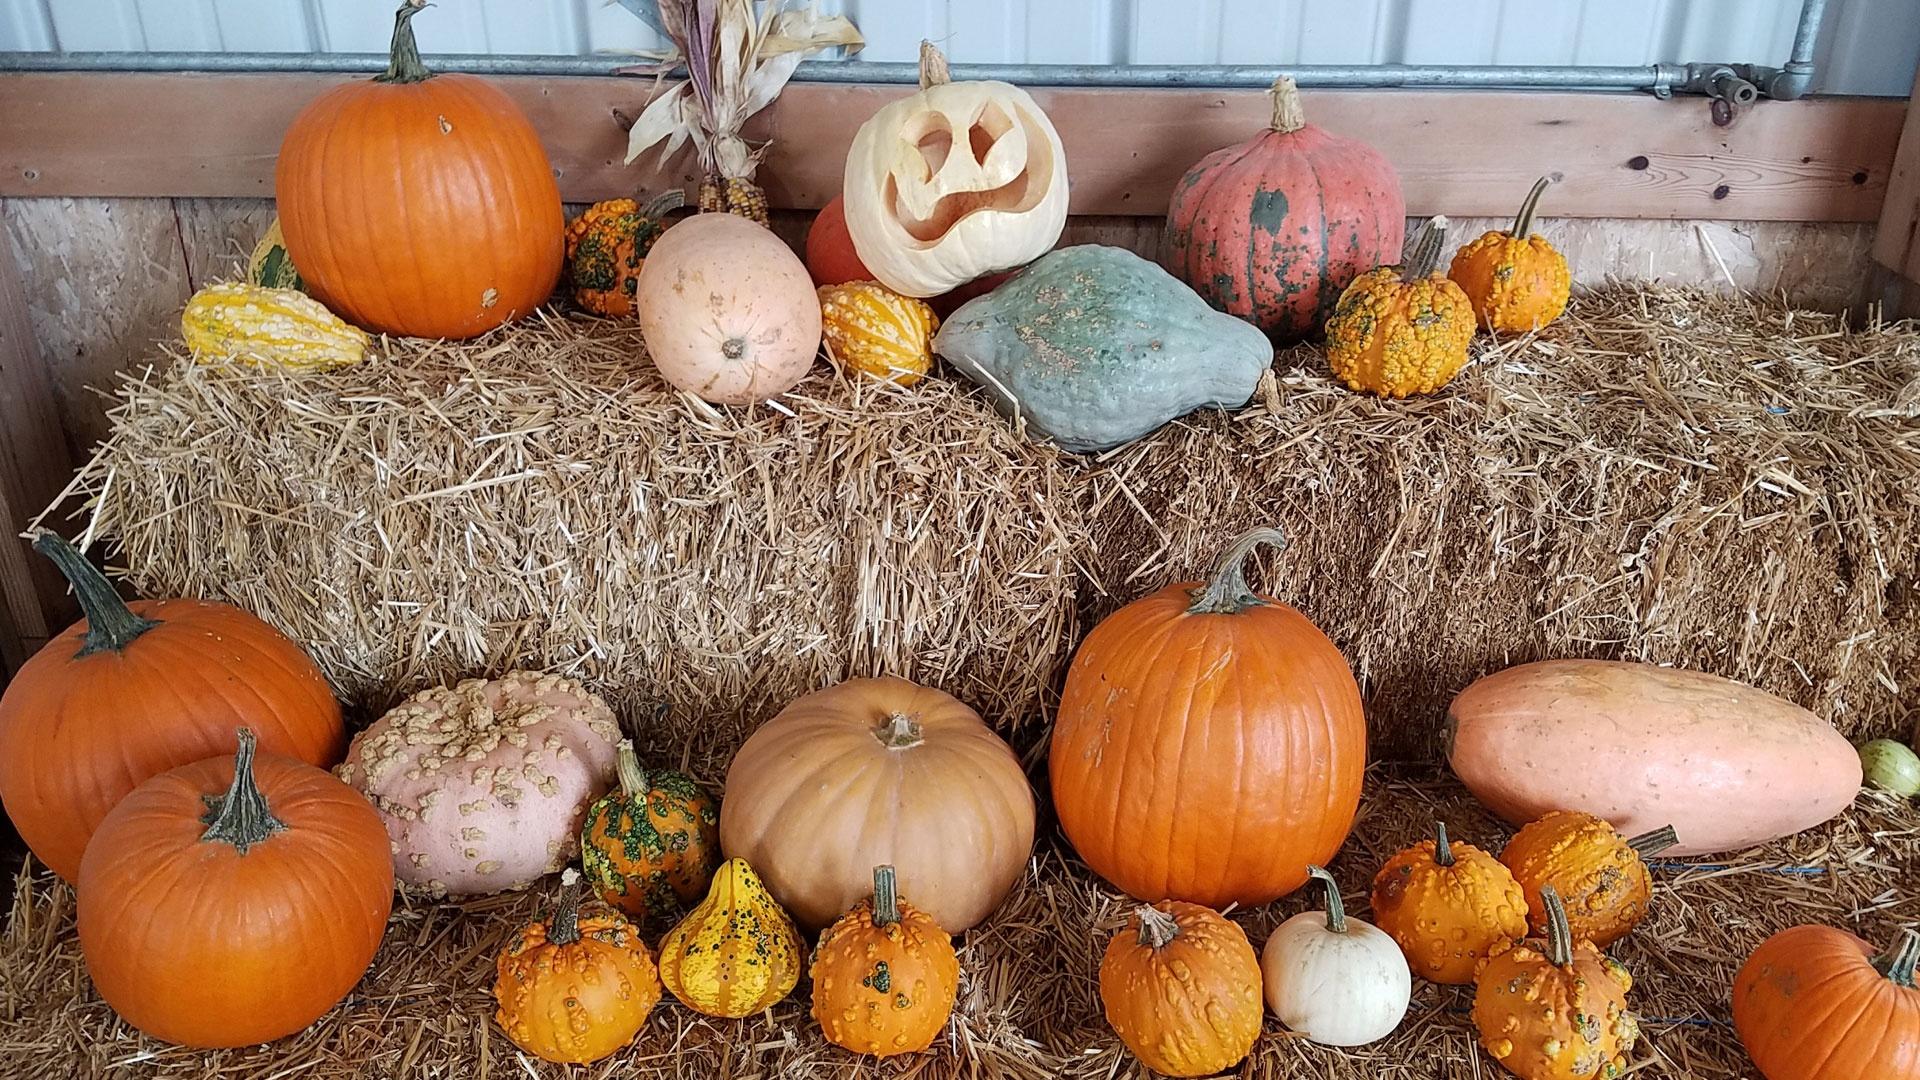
{"left": 1167, "top": 77, "right": 1404, "bottom": 343}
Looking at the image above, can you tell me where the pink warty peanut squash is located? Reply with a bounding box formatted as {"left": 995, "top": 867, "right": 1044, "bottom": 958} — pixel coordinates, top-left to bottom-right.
{"left": 1447, "top": 660, "right": 1860, "bottom": 856}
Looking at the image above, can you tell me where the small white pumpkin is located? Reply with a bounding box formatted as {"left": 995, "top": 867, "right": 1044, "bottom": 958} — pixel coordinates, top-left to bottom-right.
{"left": 1260, "top": 865, "right": 1412, "bottom": 1047}
{"left": 842, "top": 41, "right": 1068, "bottom": 298}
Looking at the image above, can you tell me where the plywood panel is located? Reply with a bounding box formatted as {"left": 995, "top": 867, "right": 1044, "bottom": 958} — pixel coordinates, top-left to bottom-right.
{"left": 1870, "top": 67, "right": 1920, "bottom": 281}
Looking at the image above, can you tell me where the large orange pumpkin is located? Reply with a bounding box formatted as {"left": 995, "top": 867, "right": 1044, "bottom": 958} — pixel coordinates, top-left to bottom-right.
{"left": 1167, "top": 77, "right": 1405, "bottom": 342}
{"left": 1049, "top": 527, "right": 1365, "bottom": 906}
{"left": 77, "top": 729, "right": 393, "bottom": 1048}
{"left": 275, "top": 1, "right": 564, "bottom": 339}
{"left": 1733, "top": 925, "right": 1920, "bottom": 1080}
{"left": 0, "top": 532, "right": 345, "bottom": 882}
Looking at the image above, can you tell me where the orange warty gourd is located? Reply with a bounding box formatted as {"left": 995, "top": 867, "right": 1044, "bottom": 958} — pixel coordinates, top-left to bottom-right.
{"left": 1733, "top": 925, "right": 1920, "bottom": 1080}
{"left": 811, "top": 865, "right": 961, "bottom": 1057}
{"left": 1324, "top": 216, "right": 1477, "bottom": 398}
{"left": 1370, "top": 821, "right": 1529, "bottom": 985}
{"left": 1167, "top": 76, "right": 1405, "bottom": 343}
{"left": 1049, "top": 527, "right": 1365, "bottom": 906}
{"left": 494, "top": 869, "right": 662, "bottom": 1064}
{"left": 77, "top": 729, "right": 393, "bottom": 1048}
{"left": 275, "top": 1, "right": 564, "bottom": 339}
{"left": 1449, "top": 176, "right": 1572, "bottom": 333}
{"left": 1471, "top": 887, "right": 1639, "bottom": 1080}
{"left": 1099, "top": 902, "right": 1263, "bottom": 1078}
{"left": 0, "top": 532, "right": 345, "bottom": 882}
{"left": 1501, "top": 811, "right": 1677, "bottom": 948}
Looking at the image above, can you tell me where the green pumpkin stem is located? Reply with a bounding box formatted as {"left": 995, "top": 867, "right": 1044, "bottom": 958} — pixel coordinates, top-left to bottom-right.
{"left": 1433, "top": 821, "right": 1456, "bottom": 867}
{"left": 32, "top": 530, "right": 158, "bottom": 657}
{"left": 1307, "top": 865, "right": 1348, "bottom": 934}
{"left": 375, "top": 0, "right": 435, "bottom": 85}
{"left": 1402, "top": 217, "right": 1449, "bottom": 279}
{"left": 1872, "top": 929, "right": 1920, "bottom": 988}
{"left": 1627, "top": 824, "right": 1678, "bottom": 859}
{"left": 917, "top": 40, "right": 951, "bottom": 90}
{"left": 614, "top": 739, "right": 648, "bottom": 799}
{"left": 200, "top": 728, "right": 287, "bottom": 855}
{"left": 550, "top": 868, "right": 586, "bottom": 946}
{"left": 1187, "top": 526, "right": 1287, "bottom": 615}
{"left": 1511, "top": 175, "right": 1555, "bottom": 239}
{"left": 871, "top": 865, "right": 902, "bottom": 928}
{"left": 1134, "top": 904, "right": 1180, "bottom": 948}
{"left": 1268, "top": 77, "right": 1307, "bottom": 134}
{"left": 1541, "top": 885, "right": 1574, "bottom": 967}
{"left": 873, "top": 713, "right": 925, "bottom": 749}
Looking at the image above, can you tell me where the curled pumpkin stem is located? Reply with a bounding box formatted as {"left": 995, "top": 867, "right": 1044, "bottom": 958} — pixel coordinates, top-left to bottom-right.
{"left": 32, "top": 530, "right": 158, "bottom": 656}
{"left": 1872, "top": 928, "right": 1920, "bottom": 988}
{"left": 1134, "top": 905, "right": 1180, "bottom": 948}
{"left": 1627, "top": 824, "right": 1679, "bottom": 858}
{"left": 1306, "top": 865, "right": 1348, "bottom": 934}
{"left": 1187, "top": 526, "right": 1287, "bottom": 614}
{"left": 1510, "top": 174, "right": 1557, "bottom": 239}
{"left": 1540, "top": 885, "right": 1574, "bottom": 967}
{"left": 376, "top": 0, "right": 435, "bottom": 85}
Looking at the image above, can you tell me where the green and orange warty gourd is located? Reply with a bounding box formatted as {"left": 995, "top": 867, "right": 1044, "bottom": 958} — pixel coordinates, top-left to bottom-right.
{"left": 1370, "top": 821, "right": 1529, "bottom": 985}
{"left": 494, "top": 868, "right": 662, "bottom": 1064}
{"left": 579, "top": 737, "right": 719, "bottom": 924}
{"left": 1500, "top": 811, "right": 1676, "bottom": 949}
{"left": 1472, "top": 887, "right": 1639, "bottom": 1080}
{"left": 811, "top": 865, "right": 961, "bottom": 1057}
{"left": 1325, "top": 216, "right": 1476, "bottom": 397}
{"left": 1099, "top": 902, "right": 1263, "bottom": 1078}
{"left": 1449, "top": 176, "right": 1572, "bottom": 333}
{"left": 564, "top": 191, "right": 685, "bottom": 319}
{"left": 656, "top": 858, "right": 805, "bottom": 1018}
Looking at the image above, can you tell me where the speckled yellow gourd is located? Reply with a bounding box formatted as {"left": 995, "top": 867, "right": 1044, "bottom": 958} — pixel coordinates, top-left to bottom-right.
{"left": 1501, "top": 810, "right": 1677, "bottom": 948}
{"left": 810, "top": 865, "right": 960, "bottom": 1056}
{"left": 1324, "top": 216, "right": 1476, "bottom": 398}
{"left": 181, "top": 282, "right": 367, "bottom": 372}
{"left": 1471, "top": 886, "right": 1639, "bottom": 1080}
{"left": 818, "top": 280, "right": 937, "bottom": 386}
{"left": 656, "top": 857, "right": 804, "bottom": 1017}
{"left": 1449, "top": 175, "right": 1572, "bottom": 333}
{"left": 1370, "top": 821, "right": 1529, "bottom": 985}
{"left": 245, "top": 217, "right": 303, "bottom": 292}
{"left": 493, "top": 869, "right": 663, "bottom": 1065}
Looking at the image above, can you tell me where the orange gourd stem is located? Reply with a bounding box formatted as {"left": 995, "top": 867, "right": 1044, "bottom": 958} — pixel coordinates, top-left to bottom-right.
{"left": 1627, "top": 824, "right": 1678, "bottom": 857}
{"left": 870, "top": 865, "right": 901, "bottom": 927}
{"left": 1306, "top": 865, "right": 1349, "bottom": 934}
{"left": 1135, "top": 905, "right": 1180, "bottom": 948}
{"left": 1509, "top": 176, "right": 1554, "bottom": 239}
{"left": 1401, "top": 217, "right": 1449, "bottom": 278}
{"left": 1187, "top": 526, "right": 1288, "bottom": 614}
{"left": 1872, "top": 930, "right": 1920, "bottom": 987}
{"left": 1432, "top": 821, "right": 1455, "bottom": 867}
{"left": 1540, "top": 886, "right": 1573, "bottom": 966}
{"left": 33, "top": 531, "right": 158, "bottom": 655}
{"left": 199, "top": 729, "right": 286, "bottom": 854}
{"left": 376, "top": 1, "right": 433, "bottom": 85}
{"left": 1268, "top": 76, "right": 1306, "bottom": 134}
{"left": 548, "top": 871, "right": 586, "bottom": 947}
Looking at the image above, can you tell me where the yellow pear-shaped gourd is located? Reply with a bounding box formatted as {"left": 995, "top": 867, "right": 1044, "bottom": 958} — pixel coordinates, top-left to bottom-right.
{"left": 657, "top": 857, "right": 805, "bottom": 1017}
{"left": 181, "top": 282, "right": 367, "bottom": 372}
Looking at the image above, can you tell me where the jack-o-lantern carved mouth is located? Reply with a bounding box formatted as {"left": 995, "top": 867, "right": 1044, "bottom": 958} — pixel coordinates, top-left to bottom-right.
{"left": 885, "top": 99, "right": 1057, "bottom": 245}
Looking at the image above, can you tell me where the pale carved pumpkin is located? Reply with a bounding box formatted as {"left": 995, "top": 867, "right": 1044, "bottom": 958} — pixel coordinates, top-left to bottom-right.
{"left": 843, "top": 41, "right": 1068, "bottom": 298}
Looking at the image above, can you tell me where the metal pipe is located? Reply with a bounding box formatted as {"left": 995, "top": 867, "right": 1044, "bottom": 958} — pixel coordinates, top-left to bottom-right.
{"left": 1749, "top": 0, "right": 1826, "bottom": 100}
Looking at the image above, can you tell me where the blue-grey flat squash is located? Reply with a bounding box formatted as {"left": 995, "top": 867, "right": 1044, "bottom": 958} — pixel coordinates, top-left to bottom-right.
{"left": 933, "top": 246, "right": 1273, "bottom": 454}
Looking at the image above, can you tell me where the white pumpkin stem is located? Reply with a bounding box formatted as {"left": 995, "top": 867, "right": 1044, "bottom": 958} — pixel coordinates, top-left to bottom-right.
{"left": 1187, "top": 526, "right": 1287, "bottom": 614}
{"left": 1872, "top": 929, "right": 1920, "bottom": 988}
{"left": 199, "top": 728, "right": 287, "bottom": 855}
{"left": 1306, "top": 865, "right": 1348, "bottom": 934}
{"left": 1510, "top": 174, "right": 1557, "bottom": 239}
{"left": 1433, "top": 821, "right": 1455, "bottom": 867}
{"left": 918, "top": 40, "right": 951, "bottom": 89}
{"left": 1134, "top": 905, "right": 1180, "bottom": 948}
{"left": 1268, "top": 77, "right": 1307, "bottom": 134}
{"left": 1541, "top": 885, "right": 1574, "bottom": 966}
{"left": 550, "top": 868, "right": 586, "bottom": 946}
{"left": 31, "top": 530, "right": 159, "bottom": 656}
{"left": 1627, "top": 824, "right": 1678, "bottom": 858}
{"left": 614, "top": 739, "right": 648, "bottom": 798}
{"left": 873, "top": 713, "right": 925, "bottom": 749}
{"left": 871, "top": 865, "right": 901, "bottom": 927}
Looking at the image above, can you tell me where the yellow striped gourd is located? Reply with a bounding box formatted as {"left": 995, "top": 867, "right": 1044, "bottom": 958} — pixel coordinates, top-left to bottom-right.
{"left": 181, "top": 282, "right": 368, "bottom": 373}
{"left": 818, "top": 281, "right": 937, "bottom": 387}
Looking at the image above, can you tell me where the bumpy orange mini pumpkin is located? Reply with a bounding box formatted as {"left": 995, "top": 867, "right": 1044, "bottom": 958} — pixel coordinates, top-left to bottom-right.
{"left": 1472, "top": 886, "right": 1639, "bottom": 1080}
{"left": 1449, "top": 176, "right": 1571, "bottom": 333}
{"left": 811, "top": 865, "right": 960, "bottom": 1057}
{"left": 494, "top": 869, "right": 663, "bottom": 1064}
{"left": 579, "top": 736, "right": 719, "bottom": 924}
{"left": 1099, "top": 902, "right": 1262, "bottom": 1078}
{"left": 1501, "top": 811, "right": 1676, "bottom": 948}
{"left": 564, "top": 191, "right": 684, "bottom": 318}
{"left": 819, "top": 281, "right": 938, "bottom": 386}
{"left": 1325, "top": 216, "right": 1476, "bottom": 397}
{"left": 1371, "top": 820, "right": 1528, "bottom": 985}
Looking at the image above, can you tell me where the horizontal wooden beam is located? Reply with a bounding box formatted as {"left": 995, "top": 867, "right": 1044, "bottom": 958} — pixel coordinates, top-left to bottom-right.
{"left": 0, "top": 73, "right": 1903, "bottom": 221}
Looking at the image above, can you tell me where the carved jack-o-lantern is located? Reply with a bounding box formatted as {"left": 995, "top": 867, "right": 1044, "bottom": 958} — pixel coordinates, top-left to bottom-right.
{"left": 843, "top": 41, "right": 1069, "bottom": 298}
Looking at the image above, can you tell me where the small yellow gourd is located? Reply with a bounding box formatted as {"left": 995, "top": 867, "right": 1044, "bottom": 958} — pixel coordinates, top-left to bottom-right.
{"left": 818, "top": 281, "right": 937, "bottom": 386}
{"left": 1324, "top": 216, "right": 1475, "bottom": 398}
{"left": 181, "top": 282, "right": 367, "bottom": 372}
{"left": 656, "top": 857, "right": 805, "bottom": 1017}
{"left": 246, "top": 217, "right": 303, "bottom": 292}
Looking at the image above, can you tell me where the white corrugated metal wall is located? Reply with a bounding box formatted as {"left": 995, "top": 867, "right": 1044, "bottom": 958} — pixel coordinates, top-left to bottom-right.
{"left": 1, "top": 0, "right": 1915, "bottom": 96}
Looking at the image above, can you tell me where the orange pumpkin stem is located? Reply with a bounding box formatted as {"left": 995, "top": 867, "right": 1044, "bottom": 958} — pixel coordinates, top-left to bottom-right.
{"left": 1134, "top": 905, "right": 1180, "bottom": 948}
{"left": 1401, "top": 216, "right": 1449, "bottom": 279}
{"left": 31, "top": 530, "right": 158, "bottom": 656}
{"left": 1510, "top": 174, "right": 1557, "bottom": 239}
{"left": 1627, "top": 824, "right": 1678, "bottom": 858}
{"left": 1186, "top": 526, "right": 1288, "bottom": 614}
{"left": 872, "top": 712, "right": 925, "bottom": 749}
{"left": 199, "top": 728, "right": 287, "bottom": 855}
{"left": 375, "top": 0, "right": 435, "bottom": 86}
{"left": 1432, "top": 820, "right": 1455, "bottom": 867}
{"left": 917, "top": 40, "right": 951, "bottom": 90}
{"left": 549, "top": 868, "right": 586, "bottom": 946}
{"left": 1306, "top": 865, "right": 1348, "bottom": 934}
{"left": 870, "top": 865, "right": 901, "bottom": 928}
{"left": 1540, "top": 885, "right": 1573, "bottom": 967}
{"left": 1267, "top": 77, "right": 1307, "bottom": 135}
{"left": 1872, "top": 929, "right": 1920, "bottom": 988}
